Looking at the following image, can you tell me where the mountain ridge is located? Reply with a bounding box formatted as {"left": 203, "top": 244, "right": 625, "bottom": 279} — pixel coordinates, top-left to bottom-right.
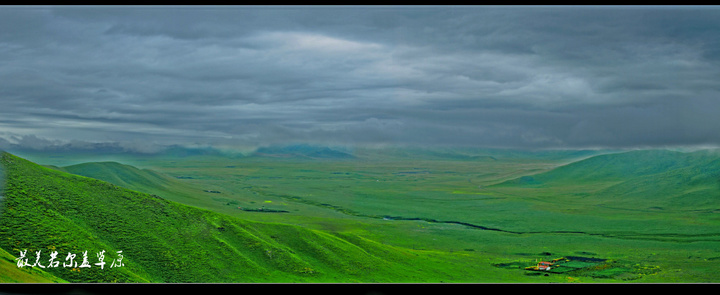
{"left": 252, "top": 144, "right": 355, "bottom": 159}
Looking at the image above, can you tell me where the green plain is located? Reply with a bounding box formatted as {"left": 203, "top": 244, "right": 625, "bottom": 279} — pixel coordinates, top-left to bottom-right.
{"left": 2, "top": 147, "right": 720, "bottom": 283}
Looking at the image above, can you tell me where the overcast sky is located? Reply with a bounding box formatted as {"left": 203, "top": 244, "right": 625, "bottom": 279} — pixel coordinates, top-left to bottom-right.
{"left": 1, "top": 5, "right": 719, "bottom": 152}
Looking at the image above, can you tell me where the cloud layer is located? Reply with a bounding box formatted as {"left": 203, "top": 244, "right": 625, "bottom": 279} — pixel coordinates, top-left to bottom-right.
{"left": 1, "top": 6, "right": 719, "bottom": 151}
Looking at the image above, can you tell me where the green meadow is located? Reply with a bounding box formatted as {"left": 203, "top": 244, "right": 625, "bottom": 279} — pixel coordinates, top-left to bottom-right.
{"left": 2, "top": 146, "right": 720, "bottom": 283}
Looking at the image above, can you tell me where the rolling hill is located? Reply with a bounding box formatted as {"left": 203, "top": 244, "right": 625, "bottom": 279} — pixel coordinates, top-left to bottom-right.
{"left": 53, "top": 161, "right": 246, "bottom": 215}
{"left": 491, "top": 149, "right": 720, "bottom": 209}
{"left": 60, "top": 162, "right": 176, "bottom": 193}
{"left": 0, "top": 152, "right": 488, "bottom": 283}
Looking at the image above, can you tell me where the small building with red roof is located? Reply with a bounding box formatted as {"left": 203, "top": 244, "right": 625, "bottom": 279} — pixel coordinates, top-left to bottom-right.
{"left": 537, "top": 261, "right": 553, "bottom": 271}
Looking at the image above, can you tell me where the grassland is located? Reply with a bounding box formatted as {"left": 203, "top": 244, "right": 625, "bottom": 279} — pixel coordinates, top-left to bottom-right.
{"left": 3, "top": 146, "right": 720, "bottom": 283}
{"left": 0, "top": 152, "right": 524, "bottom": 283}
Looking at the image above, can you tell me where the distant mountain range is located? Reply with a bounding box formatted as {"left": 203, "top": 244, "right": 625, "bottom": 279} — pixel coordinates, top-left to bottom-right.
{"left": 3, "top": 140, "right": 619, "bottom": 164}
{"left": 251, "top": 144, "right": 355, "bottom": 159}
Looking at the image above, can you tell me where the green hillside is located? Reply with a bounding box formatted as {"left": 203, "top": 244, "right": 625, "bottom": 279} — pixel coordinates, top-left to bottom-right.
{"left": 0, "top": 152, "right": 491, "bottom": 283}
{"left": 57, "top": 161, "right": 231, "bottom": 213}
{"left": 501, "top": 149, "right": 720, "bottom": 183}
{"left": 0, "top": 247, "right": 67, "bottom": 283}
{"left": 491, "top": 149, "right": 720, "bottom": 209}
{"left": 62, "top": 162, "right": 175, "bottom": 192}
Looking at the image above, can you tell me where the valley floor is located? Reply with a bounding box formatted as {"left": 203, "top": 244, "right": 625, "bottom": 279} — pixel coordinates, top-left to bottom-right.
{"left": 3, "top": 148, "right": 720, "bottom": 283}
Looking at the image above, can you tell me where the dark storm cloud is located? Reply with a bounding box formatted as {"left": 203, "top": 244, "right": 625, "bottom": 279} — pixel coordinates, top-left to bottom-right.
{"left": 1, "top": 6, "right": 719, "bottom": 152}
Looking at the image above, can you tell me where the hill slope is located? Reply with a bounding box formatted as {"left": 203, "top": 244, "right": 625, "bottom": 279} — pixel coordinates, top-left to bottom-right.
{"left": 0, "top": 247, "right": 67, "bottom": 283}
{"left": 492, "top": 149, "right": 720, "bottom": 209}
{"left": 61, "top": 162, "right": 175, "bottom": 192}
{"left": 0, "top": 152, "right": 484, "bottom": 283}
{"left": 55, "top": 161, "right": 230, "bottom": 212}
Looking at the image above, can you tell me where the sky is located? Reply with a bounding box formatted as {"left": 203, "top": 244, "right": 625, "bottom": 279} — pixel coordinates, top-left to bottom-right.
{"left": 1, "top": 5, "right": 719, "bottom": 153}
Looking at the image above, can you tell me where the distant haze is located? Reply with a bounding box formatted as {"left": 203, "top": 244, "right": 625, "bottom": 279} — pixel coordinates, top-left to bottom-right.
{"left": 1, "top": 6, "right": 719, "bottom": 152}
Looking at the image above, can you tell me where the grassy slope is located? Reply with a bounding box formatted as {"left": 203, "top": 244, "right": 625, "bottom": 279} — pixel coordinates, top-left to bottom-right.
{"left": 58, "top": 161, "right": 235, "bottom": 214}
{"left": 0, "top": 152, "right": 495, "bottom": 283}
{"left": 494, "top": 149, "right": 720, "bottom": 184}
{"left": 61, "top": 162, "right": 175, "bottom": 192}
{"left": 491, "top": 149, "right": 720, "bottom": 209}
{"left": 0, "top": 247, "right": 67, "bottom": 283}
